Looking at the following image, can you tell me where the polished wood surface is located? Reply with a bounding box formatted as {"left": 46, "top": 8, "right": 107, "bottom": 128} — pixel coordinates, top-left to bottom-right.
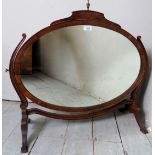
{"left": 9, "top": 10, "right": 149, "bottom": 153}
{"left": 20, "top": 45, "right": 32, "bottom": 75}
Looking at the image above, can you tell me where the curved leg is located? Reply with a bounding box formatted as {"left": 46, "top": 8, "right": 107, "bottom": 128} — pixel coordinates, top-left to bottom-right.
{"left": 129, "top": 103, "right": 148, "bottom": 134}
{"left": 129, "top": 86, "right": 148, "bottom": 134}
{"left": 21, "top": 104, "right": 29, "bottom": 153}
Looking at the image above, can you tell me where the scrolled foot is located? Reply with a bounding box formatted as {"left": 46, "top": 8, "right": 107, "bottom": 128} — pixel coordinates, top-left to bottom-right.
{"left": 132, "top": 109, "right": 148, "bottom": 134}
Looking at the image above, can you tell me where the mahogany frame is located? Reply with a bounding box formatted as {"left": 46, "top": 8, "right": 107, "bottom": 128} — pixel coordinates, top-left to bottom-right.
{"left": 9, "top": 10, "right": 149, "bottom": 153}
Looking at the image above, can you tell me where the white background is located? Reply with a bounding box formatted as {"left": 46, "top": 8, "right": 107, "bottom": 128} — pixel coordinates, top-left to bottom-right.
{"left": 2, "top": 0, "right": 152, "bottom": 128}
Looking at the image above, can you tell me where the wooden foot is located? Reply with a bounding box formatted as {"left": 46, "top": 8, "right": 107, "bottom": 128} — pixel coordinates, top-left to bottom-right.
{"left": 129, "top": 94, "right": 148, "bottom": 134}
{"left": 21, "top": 145, "right": 28, "bottom": 153}
{"left": 131, "top": 107, "right": 148, "bottom": 134}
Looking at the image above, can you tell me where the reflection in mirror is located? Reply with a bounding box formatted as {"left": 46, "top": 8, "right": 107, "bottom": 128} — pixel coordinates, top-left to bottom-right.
{"left": 20, "top": 25, "right": 140, "bottom": 107}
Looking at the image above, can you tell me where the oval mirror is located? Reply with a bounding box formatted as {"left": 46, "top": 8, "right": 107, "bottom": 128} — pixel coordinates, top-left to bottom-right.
{"left": 19, "top": 25, "right": 140, "bottom": 107}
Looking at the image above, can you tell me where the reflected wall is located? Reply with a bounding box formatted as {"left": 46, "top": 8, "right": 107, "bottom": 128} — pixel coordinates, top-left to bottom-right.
{"left": 20, "top": 25, "right": 140, "bottom": 107}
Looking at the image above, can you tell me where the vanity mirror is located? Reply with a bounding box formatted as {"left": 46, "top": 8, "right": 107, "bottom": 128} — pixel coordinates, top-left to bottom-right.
{"left": 9, "top": 3, "right": 149, "bottom": 153}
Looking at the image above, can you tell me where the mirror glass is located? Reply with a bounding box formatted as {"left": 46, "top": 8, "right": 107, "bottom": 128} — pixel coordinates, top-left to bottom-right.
{"left": 19, "top": 25, "right": 140, "bottom": 107}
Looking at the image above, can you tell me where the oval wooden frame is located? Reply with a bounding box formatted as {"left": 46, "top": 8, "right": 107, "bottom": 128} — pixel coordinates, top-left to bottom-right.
{"left": 11, "top": 10, "right": 148, "bottom": 112}
{"left": 9, "top": 10, "right": 149, "bottom": 153}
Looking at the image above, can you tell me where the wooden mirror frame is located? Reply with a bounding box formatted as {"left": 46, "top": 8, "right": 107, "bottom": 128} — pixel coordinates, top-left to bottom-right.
{"left": 9, "top": 10, "right": 149, "bottom": 153}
